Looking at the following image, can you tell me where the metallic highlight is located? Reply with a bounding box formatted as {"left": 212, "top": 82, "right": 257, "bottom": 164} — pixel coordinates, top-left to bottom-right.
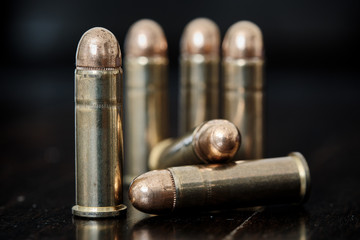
{"left": 124, "top": 19, "right": 169, "bottom": 184}
{"left": 129, "top": 152, "right": 311, "bottom": 214}
{"left": 179, "top": 18, "right": 220, "bottom": 135}
{"left": 149, "top": 120, "right": 241, "bottom": 170}
{"left": 222, "top": 20, "right": 264, "bottom": 160}
{"left": 72, "top": 27, "right": 126, "bottom": 218}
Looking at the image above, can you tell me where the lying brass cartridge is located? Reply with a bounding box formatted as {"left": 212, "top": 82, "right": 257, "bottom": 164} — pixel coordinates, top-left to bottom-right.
{"left": 129, "top": 152, "right": 310, "bottom": 214}
{"left": 72, "top": 27, "right": 126, "bottom": 218}
{"left": 124, "top": 19, "right": 169, "bottom": 184}
{"left": 149, "top": 119, "right": 241, "bottom": 170}
{"left": 222, "top": 21, "right": 264, "bottom": 159}
{"left": 179, "top": 18, "right": 220, "bottom": 135}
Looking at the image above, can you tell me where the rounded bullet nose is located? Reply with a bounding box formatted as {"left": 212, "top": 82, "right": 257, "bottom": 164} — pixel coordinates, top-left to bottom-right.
{"left": 129, "top": 170, "right": 175, "bottom": 214}
{"left": 125, "top": 19, "right": 167, "bottom": 57}
{"left": 76, "top": 27, "right": 121, "bottom": 68}
{"left": 194, "top": 120, "right": 241, "bottom": 163}
{"left": 181, "top": 18, "right": 220, "bottom": 56}
{"left": 211, "top": 121, "right": 241, "bottom": 154}
{"left": 223, "top": 21, "right": 263, "bottom": 59}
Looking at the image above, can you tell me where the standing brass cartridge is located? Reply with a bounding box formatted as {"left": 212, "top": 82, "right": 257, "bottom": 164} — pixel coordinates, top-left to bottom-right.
{"left": 129, "top": 152, "right": 310, "bottom": 214}
{"left": 222, "top": 21, "right": 264, "bottom": 159}
{"left": 149, "top": 119, "right": 241, "bottom": 170}
{"left": 124, "top": 19, "right": 169, "bottom": 184}
{"left": 72, "top": 27, "right": 126, "bottom": 218}
{"left": 179, "top": 18, "right": 220, "bottom": 135}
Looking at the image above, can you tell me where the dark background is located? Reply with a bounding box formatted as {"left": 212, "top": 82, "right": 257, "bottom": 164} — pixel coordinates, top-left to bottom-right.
{"left": 1, "top": 0, "right": 360, "bottom": 239}
{"left": 3, "top": 0, "right": 360, "bottom": 70}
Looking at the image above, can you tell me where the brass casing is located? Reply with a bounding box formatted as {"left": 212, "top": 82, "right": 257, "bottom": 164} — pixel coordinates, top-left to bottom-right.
{"left": 148, "top": 136, "right": 195, "bottom": 170}
{"left": 222, "top": 58, "right": 264, "bottom": 159}
{"left": 149, "top": 119, "right": 240, "bottom": 170}
{"left": 73, "top": 69, "right": 126, "bottom": 218}
{"left": 124, "top": 56, "right": 168, "bottom": 183}
{"left": 169, "top": 152, "right": 310, "bottom": 212}
{"left": 179, "top": 55, "right": 219, "bottom": 135}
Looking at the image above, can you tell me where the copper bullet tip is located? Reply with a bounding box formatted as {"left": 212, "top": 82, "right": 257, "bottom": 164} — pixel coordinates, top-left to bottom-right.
{"left": 125, "top": 19, "right": 167, "bottom": 58}
{"left": 223, "top": 21, "right": 263, "bottom": 59}
{"left": 76, "top": 27, "right": 121, "bottom": 68}
{"left": 129, "top": 170, "right": 175, "bottom": 214}
{"left": 194, "top": 120, "right": 241, "bottom": 163}
{"left": 181, "top": 18, "right": 220, "bottom": 56}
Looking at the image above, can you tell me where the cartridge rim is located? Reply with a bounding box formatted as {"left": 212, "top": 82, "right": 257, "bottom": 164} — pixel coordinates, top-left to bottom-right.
{"left": 289, "top": 152, "right": 311, "bottom": 203}
{"left": 72, "top": 204, "right": 127, "bottom": 218}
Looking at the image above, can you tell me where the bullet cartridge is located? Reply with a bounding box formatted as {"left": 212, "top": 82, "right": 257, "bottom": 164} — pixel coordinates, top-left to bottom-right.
{"left": 124, "top": 19, "right": 169, "bottom": 184}
{"left": 149, "top": 119, "right": 241, "bottom": 170}
{"left": 72, "top": 27, "right": 126, "bottom": 218}
{"left": 222, "top": 21, "right": 264, "bottom": 160}
{"left": 179, "top": 18, "right": 220, "bottom": 135}
{"left": 129, "top": 152, "right": 311, "bottom": 214}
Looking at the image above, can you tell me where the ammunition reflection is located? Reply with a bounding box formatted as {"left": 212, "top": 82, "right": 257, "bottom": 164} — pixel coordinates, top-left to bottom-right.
{"left": 74, "top": 218, "right": 124, "bottom": 240}
{"left": 222, "top": 21, "right": 264, "bottom": 159}
{"left": 129, "top": 152, "right": 310, "bottom": 214}
{"left": 124, "top": 19, "right": 169, "bottom": 184}
{"left": 179, "top": 18, "right": 220, "bottom": 135}
{"left": 149, "top": 119, "right": 241, "bottom": 170}
{"left": 130, "top": 207, "right": 306, "bottom": 240}
{"left": 72, "top": 27, "right": 126, "bottom": 218}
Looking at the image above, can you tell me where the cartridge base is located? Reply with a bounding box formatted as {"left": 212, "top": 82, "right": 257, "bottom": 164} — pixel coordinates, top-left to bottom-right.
{"left": 72, "top": 204, "right": 127, "bottom": 218}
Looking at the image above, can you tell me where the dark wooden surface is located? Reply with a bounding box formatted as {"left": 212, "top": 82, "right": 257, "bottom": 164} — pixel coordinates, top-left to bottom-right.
{"left": 1, "top": 68, "right": 360, "bottom": 239}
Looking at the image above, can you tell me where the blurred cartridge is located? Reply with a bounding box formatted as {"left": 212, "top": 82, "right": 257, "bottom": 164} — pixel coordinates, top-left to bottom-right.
{"left": 222, "top": 21, "right": 264, "bottom": 159}
{"left": 73, "top": 27, "right": 126, "bottom": 218}
{"left": 129, "top": 152, "right": 311, "bottom": 214}
{"left": 149, "top": 119, "right": 241, "bottom": 170}
{"left": 124, "top": 19, "right": 169, "bottom": 184}
{"left": 179, "top": 18, "right": 220, "bottom": 135}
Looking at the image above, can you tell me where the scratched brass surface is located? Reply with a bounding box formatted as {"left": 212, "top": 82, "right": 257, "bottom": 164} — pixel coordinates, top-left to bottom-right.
{"left": 74, "top": 69, "right": 126, "bottom": 217}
